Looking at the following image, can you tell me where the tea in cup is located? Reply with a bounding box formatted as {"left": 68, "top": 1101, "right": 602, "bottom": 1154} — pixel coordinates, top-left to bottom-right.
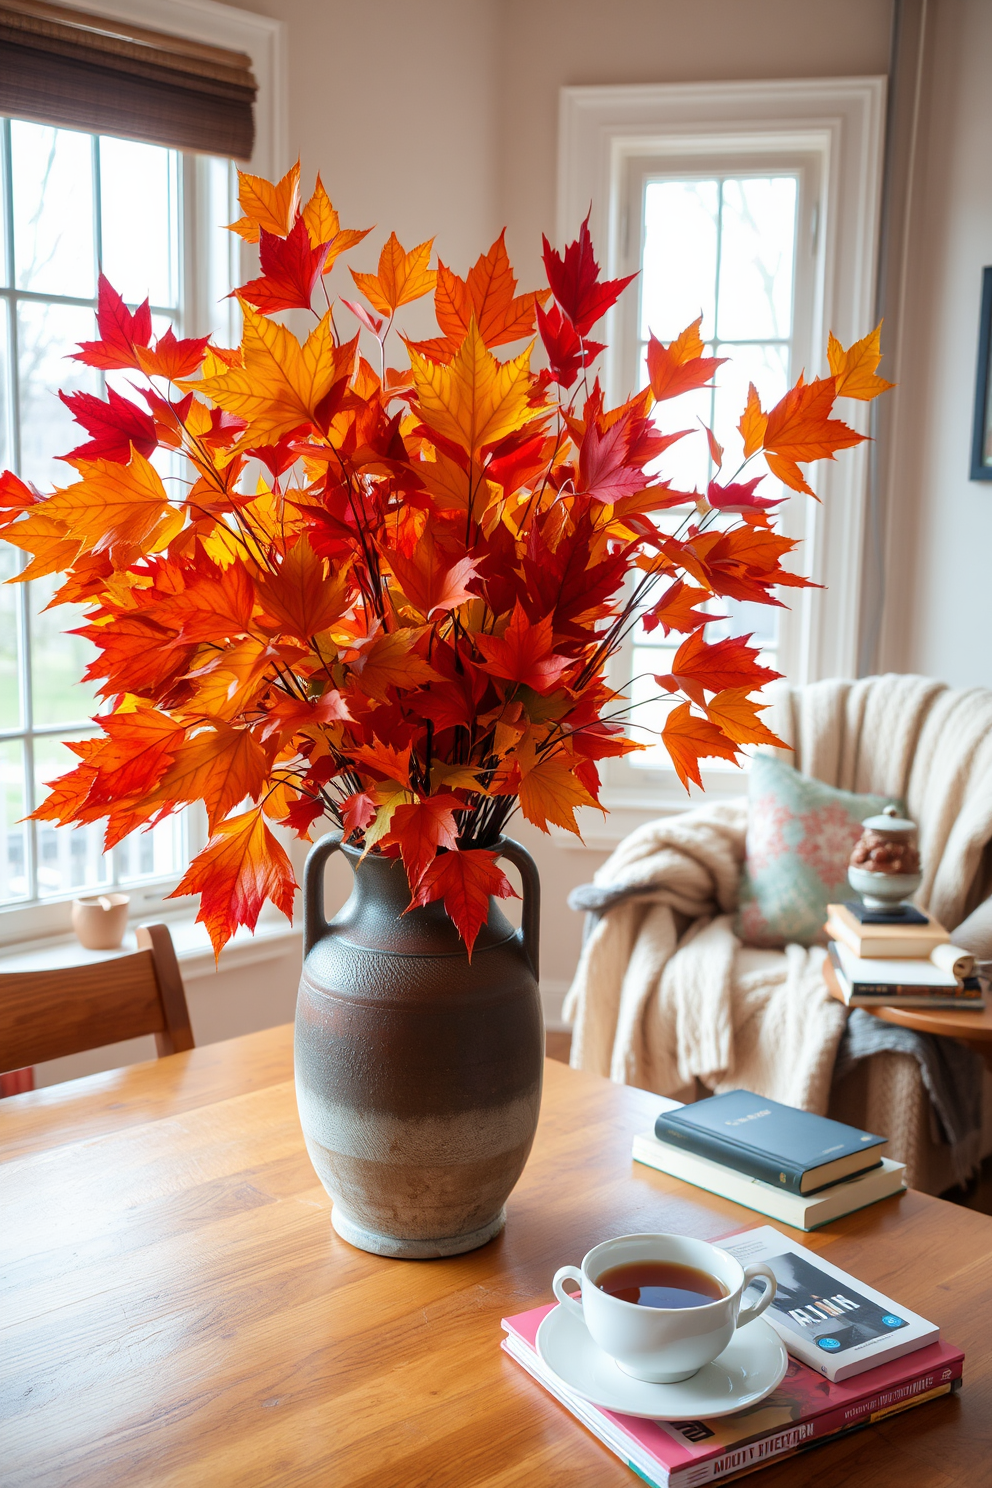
{"left": 552, "top": 1232, "right": 776, "bottom": 1383}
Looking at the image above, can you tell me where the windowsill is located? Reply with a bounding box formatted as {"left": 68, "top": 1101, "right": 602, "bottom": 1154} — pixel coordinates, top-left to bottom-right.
{"left": 0, "top": 911, "right": 301, "bottom": 983}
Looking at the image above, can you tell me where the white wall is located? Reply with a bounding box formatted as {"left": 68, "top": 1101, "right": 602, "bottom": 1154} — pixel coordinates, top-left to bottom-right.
{"left": 877, "top": 0, "right": 992, "bottom": 688}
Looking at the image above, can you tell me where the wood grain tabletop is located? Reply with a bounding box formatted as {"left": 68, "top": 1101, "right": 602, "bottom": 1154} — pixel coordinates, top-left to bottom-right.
{"left": 2, "top": 1025, "right": 991, "bottom": 1488}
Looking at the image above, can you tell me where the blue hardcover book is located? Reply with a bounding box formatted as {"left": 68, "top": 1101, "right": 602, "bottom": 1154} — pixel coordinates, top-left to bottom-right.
{"left": 654, "top": 1090, "right": 887, "bottom": 1195}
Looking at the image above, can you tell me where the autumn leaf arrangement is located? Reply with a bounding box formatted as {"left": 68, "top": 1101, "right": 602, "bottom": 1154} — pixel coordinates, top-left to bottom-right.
{"left": 0, "top": 164, "right": 892, "bottom": 956}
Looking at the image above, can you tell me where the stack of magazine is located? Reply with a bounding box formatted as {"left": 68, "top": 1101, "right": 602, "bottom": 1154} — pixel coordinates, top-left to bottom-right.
{"left": 502, "top": 1226, "right": 963, "bottom": 1488}
{"left": 825, "top": 901, "right": 984, "bottom": 1009}
{"left": 633, "top": 1090, "right": 906, "bottom": 1230}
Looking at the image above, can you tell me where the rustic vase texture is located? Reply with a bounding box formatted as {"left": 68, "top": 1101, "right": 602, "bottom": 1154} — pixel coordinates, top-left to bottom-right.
{"left": 295, "top": 834, "right": 544, "bottom": 1258}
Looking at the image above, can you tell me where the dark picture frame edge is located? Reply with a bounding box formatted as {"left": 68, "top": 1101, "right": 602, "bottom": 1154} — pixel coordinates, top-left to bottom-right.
{"left": 971, "top": 265, "right": 992, "bottom": 481}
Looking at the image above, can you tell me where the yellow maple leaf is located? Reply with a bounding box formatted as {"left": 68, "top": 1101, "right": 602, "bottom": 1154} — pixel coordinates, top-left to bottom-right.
{"left": 301, "top": 173, "right": 371, "bottom": 271}
{"left": 409, "top": 318, "right": 535, "bottom": 457}
{"left": 44, "top": 449, "right": 177, "bottom": 557}
{"left": 188, "top": 304, "right": 345, "bottom": 446}
{"left": 350, "top": 233, "right": 436, "bottom": 315}
{"left": 827, "top": 324, "right": 895, "bottom": 401}
{"left": 227, "top": 162, "right": 301, "bottom": 243}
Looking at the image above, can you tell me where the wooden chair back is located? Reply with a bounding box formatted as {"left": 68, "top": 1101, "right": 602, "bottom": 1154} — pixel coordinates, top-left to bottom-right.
{"left": 0, "top": 923, "right": 194, "bottom": 1073}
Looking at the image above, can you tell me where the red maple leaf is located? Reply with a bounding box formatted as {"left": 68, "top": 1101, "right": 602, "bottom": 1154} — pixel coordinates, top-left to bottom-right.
{"left": 536, "top": 302, "right": 604, "bottom": 389}
{"left": 475, "top": 603, "right": 572, "bottom": 694}
{"left": 406, "top": 846, "right": 516, "bottom": 958}
{"left": 59, "top": 387, "right": 158, "bottom": 464}
{"left": 237, "top": 218, "right": 332, "bottom": 313}
{"left": 542, "top": 212, "right": 636, "bottom": 337}
{"left": 705, "top": 477, "right": 785, "bottom": 515}
{"left": 72, "top": 274, "right": 152, "bottom": 371}
{"left": 383, "top": 792, "right": 463, "bottom": 888}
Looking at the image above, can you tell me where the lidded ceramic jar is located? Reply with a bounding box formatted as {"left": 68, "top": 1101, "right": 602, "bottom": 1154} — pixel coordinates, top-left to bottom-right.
{"left": 848, "top": 804, "right": 922, "bottom": 910}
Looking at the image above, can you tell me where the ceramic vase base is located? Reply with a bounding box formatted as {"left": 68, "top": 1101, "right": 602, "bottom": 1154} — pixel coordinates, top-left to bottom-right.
{"left": 331, "top": 1204, "right": 506, "bottom": 1259}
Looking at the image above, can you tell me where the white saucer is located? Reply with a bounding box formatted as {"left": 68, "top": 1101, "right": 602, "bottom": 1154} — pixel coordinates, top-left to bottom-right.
{"left": 535, "top": 1304, "right": 788, "bottom": 1420}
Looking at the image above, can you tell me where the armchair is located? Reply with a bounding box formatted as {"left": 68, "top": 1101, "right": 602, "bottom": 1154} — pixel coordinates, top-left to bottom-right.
{"left": 565, "top": 674, "right": 992, "bottom": 1194}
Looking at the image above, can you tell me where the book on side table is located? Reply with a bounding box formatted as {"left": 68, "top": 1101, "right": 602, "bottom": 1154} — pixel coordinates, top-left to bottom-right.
{"left": 825, "top": 902, "right": 949, "bottom": 959}
{"left": 827, "top": 942, "right": 985, "bottom": 1009}
{"left": 501, "top": 1227, "right": 962, "bottom": 1488}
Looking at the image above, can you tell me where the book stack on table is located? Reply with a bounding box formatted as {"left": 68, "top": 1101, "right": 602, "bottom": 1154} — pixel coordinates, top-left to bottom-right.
{"left": 824, "top": 901, "right": 984, "bottom": 1009}
{"left": 502, "top": 1226, "right": 964, "bottom": 1488}
{"left": 633, "top": 1089, "right": 906, "bottom": 1231}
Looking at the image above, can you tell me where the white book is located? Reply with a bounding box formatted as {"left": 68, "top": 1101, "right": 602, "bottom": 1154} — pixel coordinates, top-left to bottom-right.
{"left": 829, "top": 956, "right": 985, "bottom": 1010}
{"left": 632, "top": 1130, "right": 907, "bottom": 1232}
{"left": 834, "top": 939, "right": 958, "bottom": 987}
{"left": 717, "top": 1225, "right": 939, "bottom": 1381}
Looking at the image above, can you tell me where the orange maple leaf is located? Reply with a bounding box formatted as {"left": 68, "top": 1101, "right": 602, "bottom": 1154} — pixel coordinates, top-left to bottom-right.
{"left": 416, "top": 233, "right": 549, "bottom": 358}
{"left": 227, "top": 162, "right": 301, "bottom": 243}
{"left": 738, "top": 383, "right": 768, "bottom": 459}
{"left": 350, "top": 629, "right": 440, "bottom": 702}
{"left": 386, "top": 527, "right": 479, "bottom": 618}
{"left": 154, "top": 722, "right": 272, "bottom": 830}
{"left": 350, "top": 233, "right": 436, "bottom": 316}
{"left": 300, "top": 174, "right": 371, "bottom": 271}
{"left": 761, "top": 376, "right": 865, "bottom": 495}
{"left": 827, "top": 324, "right": 895, "bottom": 401}
{"left": 642, "top": 579, "right": 715, "bottom": 636}
{"left": 169, "top": 806, "right": 297, "bottom": 957}
{"left": 409, "top": 318, "right": 536, "bottom": 458}
{"left": 655, "top": 630, "right": 781, "bottom": 708}
{"left": 406, "top": 847, "right": 516, "bottom": 958}
{"left": 662, "top": 702, "right": 739, "bottom": 790}
{"left": 516, "top": 747, "right": 599, "bottom": 834}
{"left": 256, "top": 537, "right": 351, "bottom": 640}
{"left": 704, "top": 688, "right": 787, "bottom": 747}
{"left": 646, "top": 317, "right": 726, "bottom": 402}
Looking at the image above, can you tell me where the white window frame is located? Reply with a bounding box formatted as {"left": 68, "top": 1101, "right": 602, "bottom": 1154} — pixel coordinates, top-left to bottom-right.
{"left": 555, "top": 77, "right": 886, "bottom": 841}
{"left": 0, "top": 0, "right": 288, "bottom": 947}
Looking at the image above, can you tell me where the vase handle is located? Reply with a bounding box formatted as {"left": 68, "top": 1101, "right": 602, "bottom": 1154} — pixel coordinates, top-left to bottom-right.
{"left": 498, "top": 837, "right": 540, "bottom": 981}
{"left": 303, "top": 831, "right": 343, "bottom": 958}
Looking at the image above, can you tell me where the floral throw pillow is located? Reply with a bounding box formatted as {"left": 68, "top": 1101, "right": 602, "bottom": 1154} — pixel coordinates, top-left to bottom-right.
{"left": 735, "top": 755, "right": 899, "bottom": 948}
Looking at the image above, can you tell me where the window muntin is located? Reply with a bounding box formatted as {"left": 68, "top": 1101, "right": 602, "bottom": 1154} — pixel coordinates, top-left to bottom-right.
{"left": 1, "top": 118, "right": 189, "bottom": 906}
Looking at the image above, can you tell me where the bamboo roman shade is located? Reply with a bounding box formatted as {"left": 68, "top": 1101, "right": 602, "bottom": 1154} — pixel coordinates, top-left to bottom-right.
{"left": 0, "top": 0, "right": 256, "bottom": 159}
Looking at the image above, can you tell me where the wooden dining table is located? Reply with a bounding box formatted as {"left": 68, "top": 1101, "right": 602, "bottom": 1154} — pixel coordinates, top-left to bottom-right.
{"left": 3, "top": 1024, "right": 991, "bottom": 1487}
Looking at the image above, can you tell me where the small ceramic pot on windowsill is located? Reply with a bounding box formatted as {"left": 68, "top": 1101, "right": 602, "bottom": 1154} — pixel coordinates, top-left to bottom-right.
{"left": 71, "top": 893, "right": 130, "bottom": 951}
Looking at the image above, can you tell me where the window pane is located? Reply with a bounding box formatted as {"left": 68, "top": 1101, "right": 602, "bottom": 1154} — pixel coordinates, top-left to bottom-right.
{"left": 716, "top": 177, "right": 797, "bottom": 342}
{"left": 17, "top": 301, "right": 98, "bottom": 488}
{"left": 34, "top": 733, "right": 109, "bottom": 897}
{"left": 99, "top": 137, "right": 180, "bottom": 308}
{"left": 641, "top": 179, "right": 719, "bottom": 342}
{"left": 0, "top": 544, "right": 22, "bottom": 730}
{"left": 0, "top": 738, "right": 28, "bottom": 902}
{"left": 11, "top": 122, "right": 95, "bottom": 299}
{"left": 117, "top": 815, "right": 185, "bottom": 884}
{"left": 29, "top": 573, "right": 102, "bottom": 727}
{"left": 0, "top": 300, "right": 10, "bottom": 469}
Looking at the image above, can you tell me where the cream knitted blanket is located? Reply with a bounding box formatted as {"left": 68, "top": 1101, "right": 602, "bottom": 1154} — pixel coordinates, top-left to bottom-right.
{"left": 564, "top": 674, "right": 992, "bottom": 1113}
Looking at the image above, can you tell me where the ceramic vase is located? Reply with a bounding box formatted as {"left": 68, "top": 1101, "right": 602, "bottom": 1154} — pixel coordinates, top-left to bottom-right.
{"left": 295, "top": 833, "right": 543, "bottom": 1259}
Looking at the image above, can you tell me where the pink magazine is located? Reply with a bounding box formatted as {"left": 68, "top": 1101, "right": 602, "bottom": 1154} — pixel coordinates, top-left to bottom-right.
{"left": 501, "top": 1303, "right": 963, "bottom": 1488}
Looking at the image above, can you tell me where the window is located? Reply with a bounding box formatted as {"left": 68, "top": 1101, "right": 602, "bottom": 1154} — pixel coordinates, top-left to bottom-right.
{"left": 0, "top": 116, "right": 237, "bottom": 926}
{"left": 557, "top": 78, "right": 885, "bottom": 827}
{"left": 625, "top": 168, "right": 802, "bottom": 772}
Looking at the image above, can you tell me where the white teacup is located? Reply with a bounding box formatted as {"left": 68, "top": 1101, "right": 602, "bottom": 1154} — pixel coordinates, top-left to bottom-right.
{"left": 552, "top": 1232, "right": 776, "bottom": 1383}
